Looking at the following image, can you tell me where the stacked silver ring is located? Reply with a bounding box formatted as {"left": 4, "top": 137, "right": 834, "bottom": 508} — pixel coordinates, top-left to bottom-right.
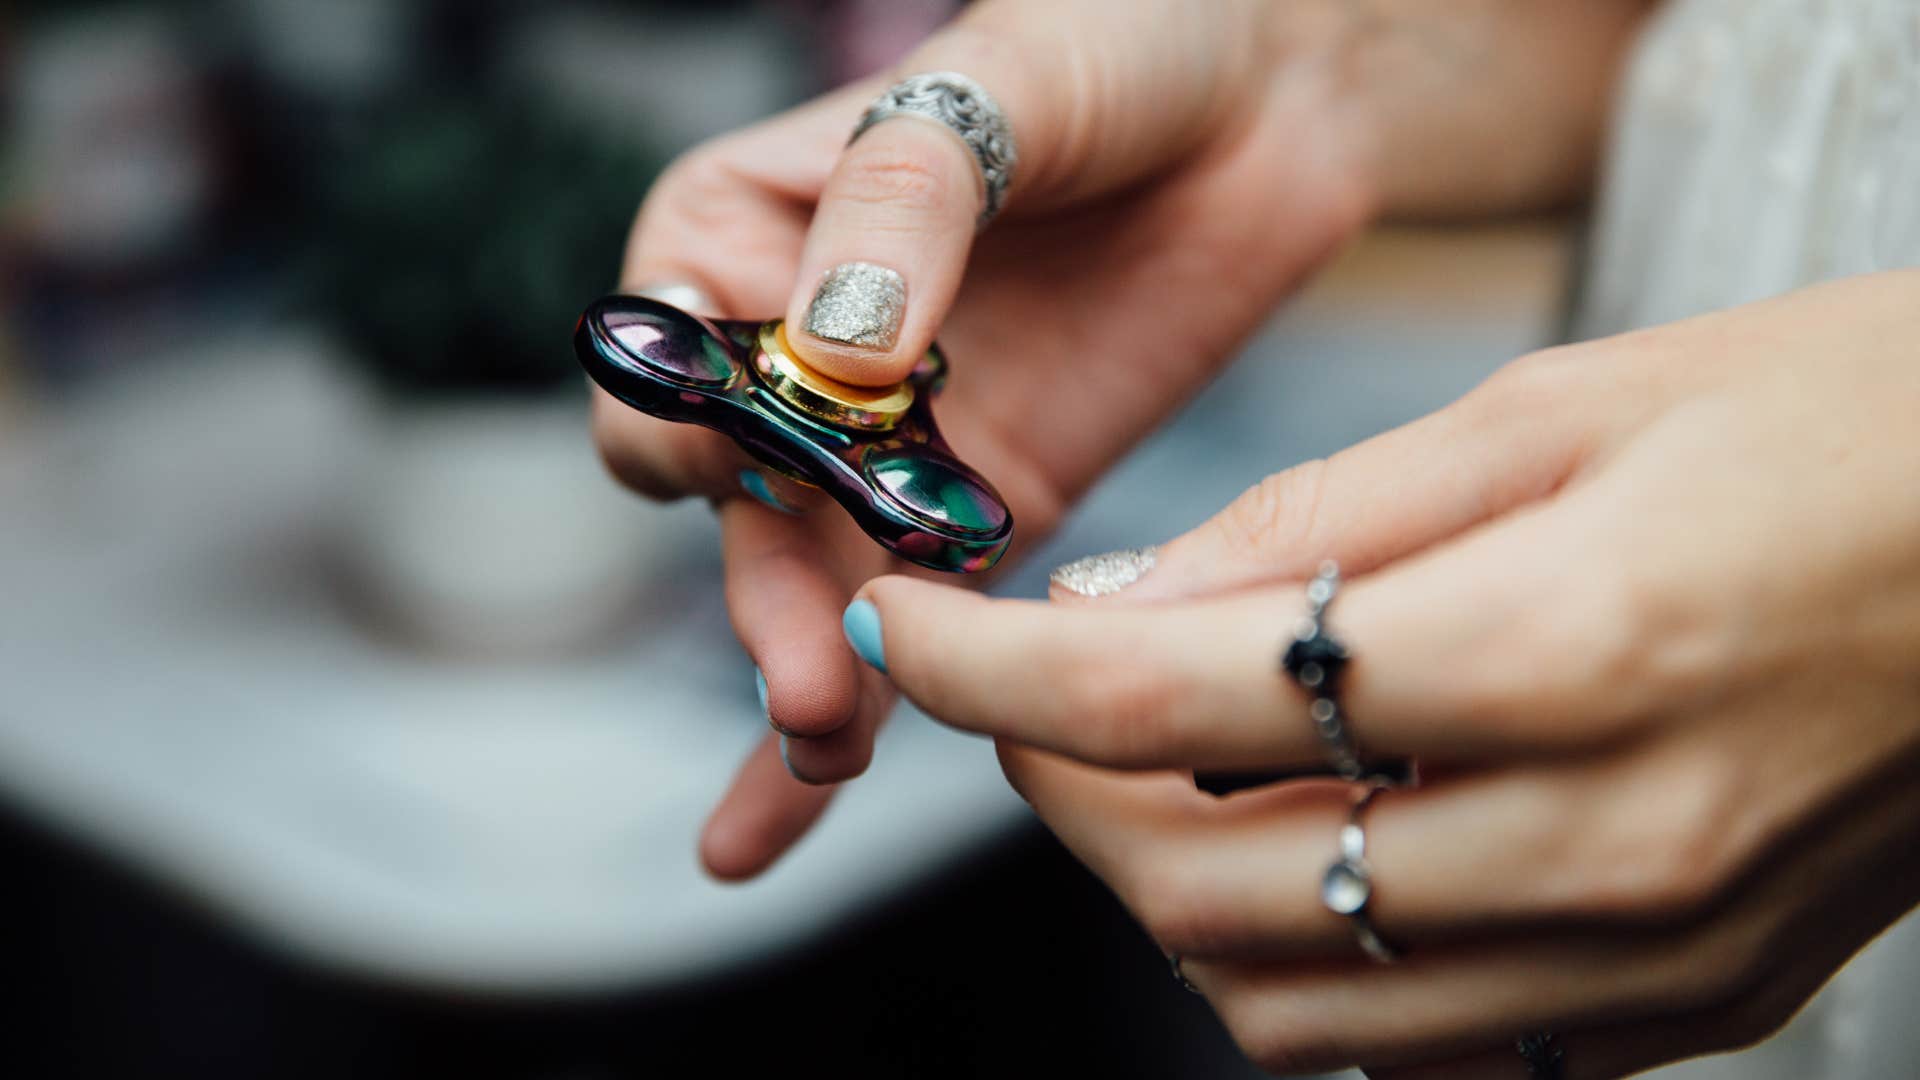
{"left": 851, "top": 71, "right": 1018, "bottom": 228}
{"left": 1282, "top": 561, "right": 1413, "bottom": 964}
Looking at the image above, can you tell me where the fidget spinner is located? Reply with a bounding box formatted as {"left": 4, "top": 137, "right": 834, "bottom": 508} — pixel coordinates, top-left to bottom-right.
{"left": 574, "top": 295, "right": 1012, "bottom": 573}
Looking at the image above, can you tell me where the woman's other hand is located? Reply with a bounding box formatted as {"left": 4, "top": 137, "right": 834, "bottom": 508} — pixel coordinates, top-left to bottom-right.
{"left": 853, "top": 271, "right": 1920, "bottom": 1076}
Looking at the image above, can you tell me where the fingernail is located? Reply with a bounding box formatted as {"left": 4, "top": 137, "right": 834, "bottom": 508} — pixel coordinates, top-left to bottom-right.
{"left": 779, "top": 735, "right": 809, "bottom": 782}
{"left": 842, "top": 598, "right": 886, "bottom": 673}
{"left": 757, "top": 667, "right": 801, "bottom": 736}
{"left": 739, "top": 469, "right": 801, "bottom": 515}
{"left": 803, "top": 262, "right": 905, "bottom": 350}
{"left": 633, "top": 280, "right": 718, "bottom": 315}
{"left": 1050, "top": 546, "right": 1158, "bottom": 598}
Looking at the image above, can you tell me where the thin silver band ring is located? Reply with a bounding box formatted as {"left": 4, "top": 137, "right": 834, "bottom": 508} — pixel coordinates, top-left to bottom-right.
{"left": 1320, "top": 783, "right": 1401, "bottom": 964}
{"left": 1167, "top": 952, "right": 1200, "bottom": 994}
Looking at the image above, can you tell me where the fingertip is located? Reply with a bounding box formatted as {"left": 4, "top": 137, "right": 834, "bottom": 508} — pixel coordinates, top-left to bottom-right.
{"left": 784, "top": 322, "right": 926, "bottom": 389}
{"left": 591, "top": 386, "right": 752, "bottom": 502}
{"left": 720, "top": 502, "right": 866, "bottom": 737}
{"left": 759, "top": 658, "right": 859, "bottom": 738}
{"left": 991, "top": 737, "right": 1041, "bottom": 805}
{"left": 840, "top": 596, "right": 887, "bottom": 675}
{"left": 780, "top": 727, "right": 876, "bottom": 786}
{"left": 784, "top": 115, "right": 978, "bottom": 388}
{"left": 853, "top": 576, "right": 996, "bottom": 682}
{"left": 698, "top": 813, "right": 765, "bottom": 883}
{"left": 737, "top": 469, "right": 805, "bottom": 516}
{"left": 699, "top": 736, "right": 839, "bottom": 881}
{"left": 857, "top": 572, "right": 974, "bottom": 609}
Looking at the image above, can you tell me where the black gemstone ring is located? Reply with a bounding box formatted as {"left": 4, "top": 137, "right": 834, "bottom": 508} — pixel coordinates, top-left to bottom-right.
{"left": 1281, "top": 561, "right": 1365, "bottom": 780}
{"left": 1516, "top": 1031, "right": 1566, "bottom": 1078}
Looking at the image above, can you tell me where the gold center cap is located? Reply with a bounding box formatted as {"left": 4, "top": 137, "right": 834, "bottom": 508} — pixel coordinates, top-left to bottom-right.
{"left": 754, "top": 321, "right": 915, "bottom": 431}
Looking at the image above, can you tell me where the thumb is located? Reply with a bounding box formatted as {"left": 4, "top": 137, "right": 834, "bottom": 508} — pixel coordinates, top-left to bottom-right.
{"left": 780, "top": 65, "right": 1004, "bottom": 387}
{"left": 1049, "top": 363, "right": 1599, "bottom": 603}
{"left": 782, "top": 2, "right": 1266, "bottom": 386}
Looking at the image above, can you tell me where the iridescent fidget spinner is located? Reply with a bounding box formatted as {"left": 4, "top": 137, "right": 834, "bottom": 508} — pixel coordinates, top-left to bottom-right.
{"left": 574, "top": 295, "right": 1012, "bottom": 573}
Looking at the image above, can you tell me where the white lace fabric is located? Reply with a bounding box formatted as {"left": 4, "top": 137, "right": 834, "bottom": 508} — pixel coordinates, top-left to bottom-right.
{"left": 1578, "top": 0, "right": 1920, "bottom": 338}
{"left": 1576, "top": 3, "right": 1920, "bottom": 1076}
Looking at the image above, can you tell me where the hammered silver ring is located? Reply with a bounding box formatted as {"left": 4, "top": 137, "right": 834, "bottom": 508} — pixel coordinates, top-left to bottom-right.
{"left": 850, "top": 71, "right": 1018, "bottom": 228}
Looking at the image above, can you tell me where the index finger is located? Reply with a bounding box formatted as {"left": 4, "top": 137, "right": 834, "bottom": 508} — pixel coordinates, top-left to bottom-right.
{"left": 854, "top": 496, "right": 1622, "bottom": 772}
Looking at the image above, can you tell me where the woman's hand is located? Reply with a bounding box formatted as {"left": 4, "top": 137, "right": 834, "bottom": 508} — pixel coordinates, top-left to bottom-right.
{"left": 596, "top": 0, "right": 1653, "bottom": 879}
{"left": 596, "top": 0, "right": 1379, "bottom": 879}
{"left": 849, "top": 271, "right": 1920, "bottom": 1076}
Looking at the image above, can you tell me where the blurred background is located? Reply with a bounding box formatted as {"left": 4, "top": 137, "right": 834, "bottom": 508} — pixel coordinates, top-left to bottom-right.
{"left": 0, "top": 2, "right": 1570, "bottom": 1076}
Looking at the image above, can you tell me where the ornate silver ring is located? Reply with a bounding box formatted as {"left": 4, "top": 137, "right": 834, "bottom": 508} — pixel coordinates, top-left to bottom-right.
{"left": 850, "top": 71, "right": 1018, "bottom": 228}
{"left": 1320, "top": 782, "right": 1401, "bottom": 964}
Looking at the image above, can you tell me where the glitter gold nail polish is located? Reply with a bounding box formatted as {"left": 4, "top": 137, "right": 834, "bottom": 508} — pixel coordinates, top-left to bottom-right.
{"left": 803, "top": 262, "right": 906, "bottom": 349}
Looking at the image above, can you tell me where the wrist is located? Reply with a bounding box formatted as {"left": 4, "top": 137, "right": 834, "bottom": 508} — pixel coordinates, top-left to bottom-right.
{"left": 1248, "top": 1, "right": 1390, "bottom": 233}
{"left": 1266, "top": 0, "right": 1655, "bottom": 221}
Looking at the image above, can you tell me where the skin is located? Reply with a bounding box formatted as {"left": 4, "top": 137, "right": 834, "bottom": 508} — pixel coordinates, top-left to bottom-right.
{"left": 592, "top": 2, "right": 1920, "bottom": 1074}
{"left": 593, "top": 0, "right": 1654, "bottom": 880}
{"left": 853, "top": 271, "right": 1920, "bottom": 1075}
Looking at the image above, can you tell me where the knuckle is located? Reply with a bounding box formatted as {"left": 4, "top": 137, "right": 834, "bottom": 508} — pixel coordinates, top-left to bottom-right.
{"left": 796, "top": 737, "right": 874, "bottom": 784}
{"left": 1472, "top": 344, "right": 1585, "bottom": 410}
{"left": 1575, "top": 762, "right": 1745, "bottom": 925}
{"left": 1572, "top": 560, "right": 1714, "bottom": 727}
{"left": 1124, "top": 861, "right": 1198, "bottom": 949}
{"left": 1053, "top": 643, "right": 1188, "bottom": 767}
{"left": 1596, "top": 829, "right": 1718, "bottom": 924}
{"left": 992, "top": 739, "right": 1039, "bottom": 804}
{"left": 1477, "top": 333, "right": 1679, "bottom": 432}
{"left": 1541, "top": 565, "right": 1658, "bottom": 736}
{"left": 837, "top": 146, "right": 956, "bottom": 218}
{"left": 1662, "top": 990, "right": 1798, "bottom": 1061}
{"left": 1718, "top": 994, "right": 1800, "bottom": 1053}
{"left": 1467, "top": 561, "right": 1663, "bottom": 747}
{"left": 646, "top": 148, "right": 741, "bottom": 231}
{"left": 590, "top": 401, "right": 677, "bottom": 502}
{"left": 1217, "top": 461, "right": 1330, "bottom": 563}
{"left": 1646, "top": 926, "right": 1762, "bottom": 1016}
{"left": 1124, "top": 860, "right": 1229, "bottom": 956}
{"left": 1229, "top": 1015, "right": 1346, "bottom": 1078}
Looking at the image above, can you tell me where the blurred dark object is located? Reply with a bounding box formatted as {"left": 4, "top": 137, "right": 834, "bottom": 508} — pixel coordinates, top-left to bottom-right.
{"left": 1195, "top": 758, "right": 1418, "bottom": 797}
{"left": 0, "top": 801, "right": 1264, "bottom": 1080}
{"left": 310, "top": 97, "right": 660, "bottom": 397}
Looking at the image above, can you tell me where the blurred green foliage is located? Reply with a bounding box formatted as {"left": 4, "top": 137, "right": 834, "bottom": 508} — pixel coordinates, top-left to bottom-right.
{"left": 311, "top": 96, "right": 663, "bottom": 397}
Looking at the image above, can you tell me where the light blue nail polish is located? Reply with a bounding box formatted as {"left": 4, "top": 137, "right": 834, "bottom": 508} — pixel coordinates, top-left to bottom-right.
{"left": 842, "top": 598, "right": 886, "bottom": 674}
{"left": 738, "top": 469, "right": 799, "bottom": 515}
{"left": 779, "top": 735, "right": 807, "bottom": 782}
{"left": 757, "top": 668, "right": 798, "bottom": 736}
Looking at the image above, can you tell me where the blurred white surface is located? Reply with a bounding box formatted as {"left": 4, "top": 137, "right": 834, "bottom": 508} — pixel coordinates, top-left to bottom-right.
{"left": 0, "top": 334, "right": 1031, "bottom": 993}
